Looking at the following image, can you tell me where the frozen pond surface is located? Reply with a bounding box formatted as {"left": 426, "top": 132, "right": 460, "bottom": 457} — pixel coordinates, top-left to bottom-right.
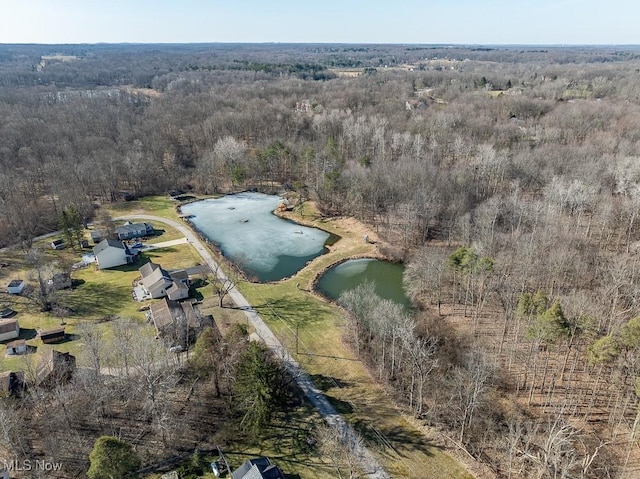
{"left": 181, "top": 192, "right": 331, "bottom": 282}
{"left": 317, "top": 258, "right": 412, "bottom": 308}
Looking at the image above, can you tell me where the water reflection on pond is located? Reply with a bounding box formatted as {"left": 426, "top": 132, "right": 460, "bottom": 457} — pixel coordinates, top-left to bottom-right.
{"left": 180, "top": 192, "right": 332, "bottom": 282}
{"left": 317, "top": 258, "right": 412, "bottom": 308}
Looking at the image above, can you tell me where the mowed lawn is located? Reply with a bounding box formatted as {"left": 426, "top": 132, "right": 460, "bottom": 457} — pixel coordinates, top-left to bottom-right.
{"left": 0, "top": 221, "right": 203, "bottom": 373}
{"left": 235, "top": 207, "right": 474, "bottom": 479}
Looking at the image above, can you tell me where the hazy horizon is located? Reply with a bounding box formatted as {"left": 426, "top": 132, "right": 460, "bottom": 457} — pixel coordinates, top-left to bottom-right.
{"left": 2, "top": 41, "right": 639, "bottom": 47}
{"left": 2, "top": 1, "right": 638, "bottom": 45}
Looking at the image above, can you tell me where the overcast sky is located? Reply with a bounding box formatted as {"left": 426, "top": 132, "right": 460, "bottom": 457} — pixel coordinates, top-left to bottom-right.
{"left": 1, "top": 0, "right": 638, "bottom": 45}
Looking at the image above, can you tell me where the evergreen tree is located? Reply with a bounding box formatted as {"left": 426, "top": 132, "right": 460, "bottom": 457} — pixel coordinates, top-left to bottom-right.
{"left": 232, "top": 342, "right": 286, "bottom": 433}
{"left": 87, "top": 436, "right": 141, "bottom": 479}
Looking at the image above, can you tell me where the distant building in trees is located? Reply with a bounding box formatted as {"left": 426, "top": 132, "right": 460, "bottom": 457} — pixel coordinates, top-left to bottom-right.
{"left": 35, "top": 350, "right": 75, "bottom": 387}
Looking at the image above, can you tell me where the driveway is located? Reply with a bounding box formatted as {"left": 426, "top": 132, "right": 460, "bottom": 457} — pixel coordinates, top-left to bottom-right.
{"left": 117, "top": 214, "right": 391, "bottom": 479}
{"left": 143, "top": 237, "right": 189, "bottom": 250}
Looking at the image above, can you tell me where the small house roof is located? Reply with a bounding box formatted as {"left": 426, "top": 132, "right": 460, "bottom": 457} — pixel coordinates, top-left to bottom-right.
{"left": 139, "top": 261, "right": 161, "bottom": 278}
{"left": 149, "top": 299, "right": 182, "bottom": 331}
{"left": 7, "top": 279, "right": 24, "bottom": 288}
{"left": 93, "top": 238, "right": 125, "bottom": 254}
{"left": 39, "top": 327, "right": 65, "bottom": 338}
{"left": 6, "top": 339, "right": 25, "bottom": 349}
{"left": 170, "top": 269, "right": 188, "bottom": 282}
{"left": 140, "top": 262, "right": 172, "bottom": 294}
{"left": 232, "top": 458, "right": 285, "bottom": 479}
{"left": 167, "top": 282, "right": 188, "bottom": 295}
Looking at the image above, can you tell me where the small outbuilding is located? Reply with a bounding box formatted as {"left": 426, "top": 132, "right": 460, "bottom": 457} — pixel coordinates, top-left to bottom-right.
{"left": 50, "top": 239, "right": 65, "bottom": 250}
{"left": 147, "top": 298, "right": 212, "bottom": 347}
{"left": 0, "top": 319, "right": 19, "bottom": 342}
{"left": 6, "top": 339, "right": 26, "bottom": 355}
{"left": 6, "top": 279, "right": 25, "bottom": 295}
{"left": 39, "top": 328, "right": 66, "bottom": 344}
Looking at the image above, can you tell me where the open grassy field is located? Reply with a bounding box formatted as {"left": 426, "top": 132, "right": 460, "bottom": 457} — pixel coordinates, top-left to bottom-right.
{"left": 105, "top": 194, "right": 215, "bottom": 222}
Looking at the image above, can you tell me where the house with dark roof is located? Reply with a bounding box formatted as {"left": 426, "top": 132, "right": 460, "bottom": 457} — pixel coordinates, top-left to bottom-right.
{"left": 93, "top": 239, "right": 137, "bottom": 269}
{"left": 115, "top": 221, "right": 154, "bottom": 240}
{"left": 137, "top": 261, "right": 190, "bottom": 301}
{"left": 0, "top": 319, "right": 19, "bottom": 342}
{"left": 231, "top": 457, "right": 286, "bottom": 479}
{"left": 35, "top": 350, "right": 76, "bottom": 387}
{"left": 146, "top": 298, "right": 212, "bottom": 347}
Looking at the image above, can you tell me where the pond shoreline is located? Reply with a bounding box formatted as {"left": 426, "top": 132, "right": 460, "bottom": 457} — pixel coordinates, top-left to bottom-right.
{"left": 176, "top": 193, "right": 337, "bottom": 283}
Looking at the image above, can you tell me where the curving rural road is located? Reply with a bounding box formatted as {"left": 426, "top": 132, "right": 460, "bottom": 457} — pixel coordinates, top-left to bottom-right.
{"left": 118, "top": 214, "right": 392, "bottom": 479}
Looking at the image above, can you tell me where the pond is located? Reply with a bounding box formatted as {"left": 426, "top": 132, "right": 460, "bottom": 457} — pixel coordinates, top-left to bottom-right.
{"left": 180, "top": 192, "right": 333, "bottom": 282}
{"left": 316, "top": 258, "right": 412, "bottom": 308}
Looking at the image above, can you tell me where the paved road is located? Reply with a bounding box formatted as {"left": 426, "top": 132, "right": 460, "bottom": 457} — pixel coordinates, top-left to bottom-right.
{"left": 118, "top": 214, "right": 391, "bottom": 479}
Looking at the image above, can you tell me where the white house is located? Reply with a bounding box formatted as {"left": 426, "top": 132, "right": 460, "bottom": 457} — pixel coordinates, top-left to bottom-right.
{"left": 93, "top": 239, "right": 136, "bottom": 270}
{"left": 6, "top": 279, "right": 25, "bottom": 294}
{"left": 0, "top": 319, "right": 19, "bottom": 342}
{"left": 137, "top": 262, "right": 189, "bottom": 301}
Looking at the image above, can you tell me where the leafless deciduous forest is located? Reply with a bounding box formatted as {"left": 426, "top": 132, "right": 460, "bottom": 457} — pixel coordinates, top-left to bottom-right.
{"left": 3, "top": 43, "right": 640, "bottom": 477}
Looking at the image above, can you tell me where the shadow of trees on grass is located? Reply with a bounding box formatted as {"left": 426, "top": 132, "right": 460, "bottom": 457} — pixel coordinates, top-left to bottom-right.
{"left": 253, "top": 296, "right": 332, "bottom": 328}
{"left": 63, "top": 282, "right": 133, "bottom": 318}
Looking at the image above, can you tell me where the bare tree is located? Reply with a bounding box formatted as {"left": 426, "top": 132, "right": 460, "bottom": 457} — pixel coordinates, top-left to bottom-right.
{"left": 403, "top": 247, "right": 447, "bottom": 314}
{"left": 315, "top": 423, "right": 364, "bottom": 479}
{"left": 209, "top": 263, "right": 239, "bottom": 308}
